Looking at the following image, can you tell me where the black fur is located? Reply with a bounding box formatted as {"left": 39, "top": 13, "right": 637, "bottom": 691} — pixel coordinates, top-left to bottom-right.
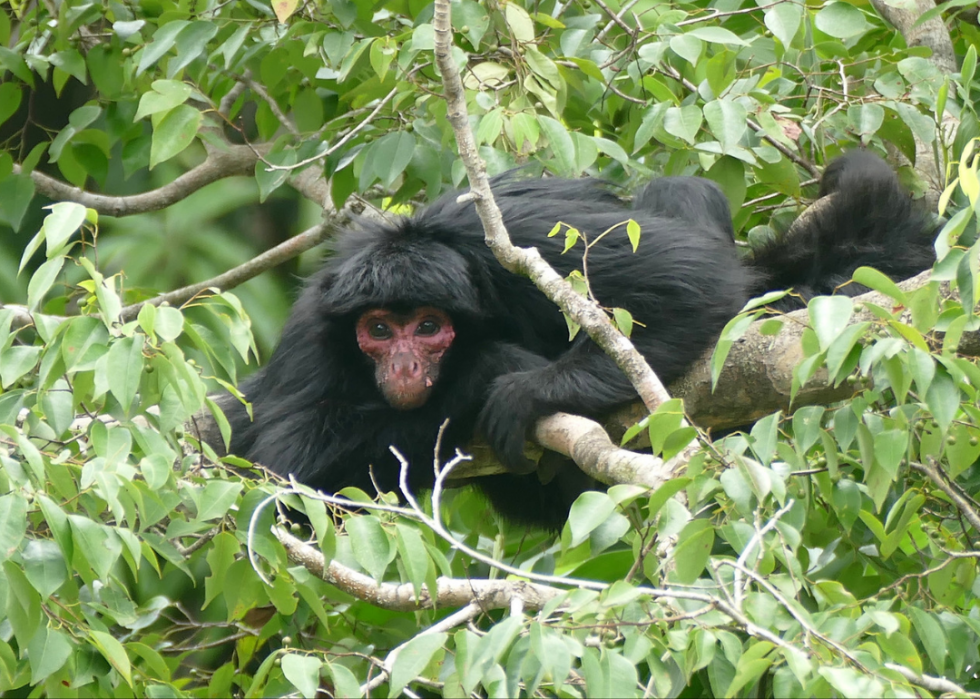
{"left": 224, "top": 151, "right": 936, "bottom": 529}
{"left": 751, "top": 151, "right": 937, "bottom": 310}
{"left": 634, "top": 176, "right": 736, "bottom": 244}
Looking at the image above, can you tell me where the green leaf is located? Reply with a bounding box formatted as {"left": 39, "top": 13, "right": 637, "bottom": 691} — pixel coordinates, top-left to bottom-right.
{"left": 0, "top": 346, "right": 41, "bottom": 388}
{"left": 27, "top": 626, "right": 73, "bottom": 684}
{"left": 749, "top": 412, "right": 780, "bottom": 465}
{"left": 0, "top": 172, "right": 36, "bottom": 231}
{"left": 137, "top": 20, "right": 190, "bottom": 75}
{"left": 135, "top": 80, "right": 192, "bottom": 121}
{"left": 40, "top": 202, "right": 86, "bottom": 257}
{"left": 21, "top": 540, "right": 67, "bottom": 600}
{"left": 669, "top": 34, "right": 702, "bottom": 65}
{"left": 256, "top": 150, "right": 297, "bottom": 202}
{"left": 170, "top": 21, "right": 219, "bottom": 75}
{"left": 504, "top": 3, "right": 534, "bottom": 42}
{"left": 673, "top": 519, "right": 714, "bottom": 583}
{"left": 703, "top": 99, "right": 747, "bottom": 151}
{"left": 765, "top": 2, "right": 803, "bottom": 47}
{"left": 394, "top": 523, "right": 432, "bottom": 599}
{"left": 847, "top": 103, "right": 884, "bottom": 137}
{"left": 106, "top": 335, "right": 144, "bottom": 414}
{"left": 389, "top": 633, "right": 446, "bottom": 697}
{"left": 0, "top": 82, "right": 22, "bottom": 128}
{"left": 62, "top": 316, "right": 109, "bottom": 371}
{"left": 0, "top": 46, "right": 35, "bottom": 86}
{"left": 538, "top": 116, "right": 575, "bottom": 176}
{"left": 908, "top": 607, "right": 947, "bottom": 675}
{"left": 347, "top": 515, "right": 392, "bottom": 581}
{"left": 49, "top": 49, "right": 87, "bottom": 84}
{"left": 852, "top": 266, "right": 908, "bottom": 305}
{"left": 150, "top": 104, "right": 202, "bottom": 169}
{"left": 0, "top": 493, "right": 28, "bottom": 564}
{"left": 808, "top": 295, "right": 853, "bottom": 351}
{"left": 567, "top": 491, "right": 616, "bottom": 547}
{"left": 686, "top": 26, "right": 749, "bottom": 46}
{"left": 453, "top": 0, "right": 489, "bottom": 46}
{"left": 873, "top": 429, "right": 907, "bottom": 477}
{"left": 196, "top": 481, "right": 244, "bottom": 522}
{"left": 282, "top": 653, "right": 324, "bottom": 699}
{"left": 831, "top": 479, "right": 862, "bottom": 532}
{"left": 328, "top": 663, "right": 362, "bottom": 699}
{"left": 663, "top": 105, "right": 702, "bottom": 145}
{"left": 89, "top": 630, "right": 133, "bottom": 687}
{"left": 155, "top": 306, "right": 185, "bottom": 342}
{"left": 925, "top": 369, "right": 959, "bottom": 431}
{"left": 27, "top": 257, "right": 65, "bottom": 312}
{"left": 374, "top": 131, "right": 415, "bottom": 188}
{"left": 815, "top": 2, "right": 872, "bottom": 38}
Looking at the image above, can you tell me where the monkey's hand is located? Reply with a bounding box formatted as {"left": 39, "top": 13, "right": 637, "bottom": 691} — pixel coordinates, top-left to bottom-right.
{"left": 478, "top": 372, "right": 542, "bottom": 476}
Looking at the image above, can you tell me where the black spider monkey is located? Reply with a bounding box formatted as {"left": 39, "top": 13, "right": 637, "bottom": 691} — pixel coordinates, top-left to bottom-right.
{"left": 219, "top": 150, "right": 936, "bottom": 529}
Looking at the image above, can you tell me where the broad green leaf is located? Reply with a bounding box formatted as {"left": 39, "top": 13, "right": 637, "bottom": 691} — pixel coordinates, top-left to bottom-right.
{"left": 831, "top": 479, "right": 862, "bottom": 532}
{"left": 669, "top": 34, "right": 702, "bottom": 65}
{"left": 663, "top": 105, "right": 702, "bottom": 144}
{"left": 853, "top": 266, "right": 907, "bottom": 304}
{"left": 27, "top": 626, "right": 73, "bottom": 684}
{"left": 21, "top": 540, "right": 67, "bottom": 600}
{"left": 0, "top": 82, "right": 22, "bottom": 128}
{"left": 687, "top": 26, "right": 749, "bottom": 46}
{"left": 0, "top": 493, "right": 27, "bottom": 563}
{"left": 815, "top": 2, "right": 872, "bottom": 38}
{"left": 568, "top": 491, "right": 616, "bottom": 547}
{"left": 703, "top": 99, "right": 747, "bottom": 151}
{"left": 765, "top": 2, "right": 803, "bottom": 47}
{"left": 388, "top": 633, "right": 446, "bottom": 697}
{"left": 847, "top": 103, "right": 884, "bottom": 137}
{"left": 150, "top": 104, "right": 202, "bottom": 169}
{"left": 137, "top": 21, "right": 190, "bottom": 75}
{"left": 135, "top": 80, "right": 192, "bottom": 121}
{"left": 394, "top": 523, "right": 431, "bottom": 599}
{"left": 873, "top": 429, "right": 907, "bottom": 477}
{"left": 196, "top": 481, "right": 244, "bottom": 522}
{"left": 106, "top": 335, "right": 144, "bottom": 414}
{"left": 504, "top": 3, "right": 534, "bottom": 42}
{"left": 89, "top": 630, "right": 133, "bottom": 687}
{"left": 453, "top": 0, "right": 489, "bottom": 46}
{"left": 26, "top": 257, "right": 65, "bottom": 312}
{"left": 282, "top": 653, "right": 323, "bottom": 699}
{"left": 538, "top": 116, "right": 575, "bottom": 176}
{"left": 0, "top": 173, "right": 36, "bottom": 232}
{"left": 673, "top": 519, "right": 714, "bottom": 583}
{"left": 0, "top": 346, "right": 41, "bottom": 388}
{"left": 809, "top": 295, "right": 853, "bottom": 350}
{"left": 908, "top": 607, "right": 947, "bottom": 675}
{"left": 347, "top": 516, "right": 392, "bottom": 581}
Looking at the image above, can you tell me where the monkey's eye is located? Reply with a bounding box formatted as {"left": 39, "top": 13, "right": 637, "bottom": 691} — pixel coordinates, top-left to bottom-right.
{"left": 416, "top": 319, "right": 441, "bottom": 336}
{"left": 368, "top": 322, "right": 393, "bottom": 340}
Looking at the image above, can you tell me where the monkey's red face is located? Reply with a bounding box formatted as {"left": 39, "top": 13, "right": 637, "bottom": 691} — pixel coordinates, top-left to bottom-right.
{"left": 355, "top": 307, "right": 456, "bottom": 409}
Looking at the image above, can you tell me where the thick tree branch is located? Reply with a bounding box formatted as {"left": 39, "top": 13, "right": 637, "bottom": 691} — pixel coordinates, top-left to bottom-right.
{"left": 275, "top": 528, "right": 563, "bottom": 612}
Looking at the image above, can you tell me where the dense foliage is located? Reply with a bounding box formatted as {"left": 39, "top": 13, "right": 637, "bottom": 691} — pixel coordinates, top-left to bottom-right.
{"left": 1, "top": 0, "right": 980, "bottom": 696}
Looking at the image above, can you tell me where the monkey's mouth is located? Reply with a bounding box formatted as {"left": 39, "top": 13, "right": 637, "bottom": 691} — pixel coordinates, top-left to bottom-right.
{"left": 383, "top": 381, "right": 433, "bottom": 410}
